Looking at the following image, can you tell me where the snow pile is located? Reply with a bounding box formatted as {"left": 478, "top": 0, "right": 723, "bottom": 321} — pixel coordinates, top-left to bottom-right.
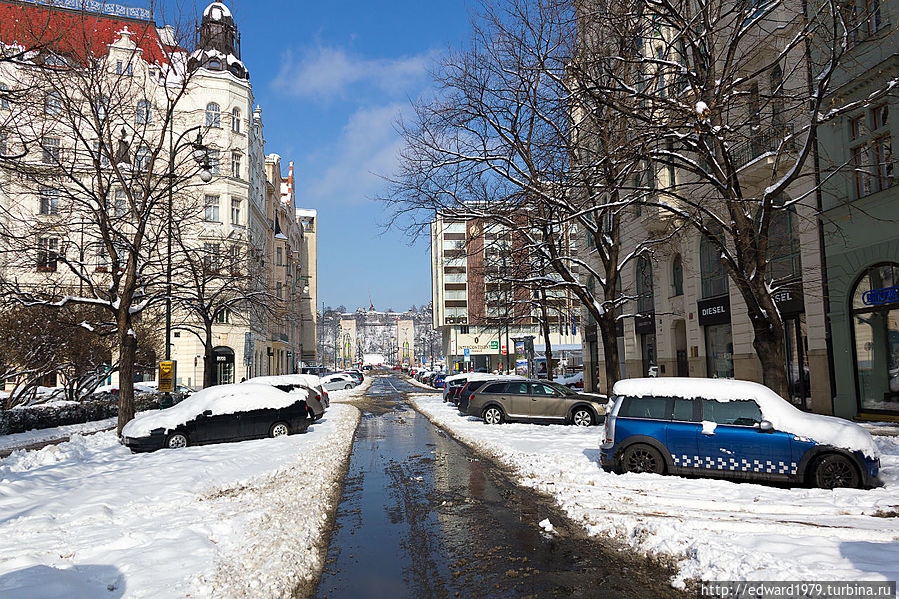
{"left": 122, "top": 383, "right": 303, "bottom": 438}
{"left": 0, "top": 417, "right": 115, "bottom": 452}
{"left": 247, "top": 374, "right": 322, "bottom": 388}
{"left": 614, "top": 378, "right": 879, "bottom": 459}
{"left": 411, "top": 394, "right": 899, "bottom": 587}
{"left": 0, "top": 405, "right": 360, "bottom": 598}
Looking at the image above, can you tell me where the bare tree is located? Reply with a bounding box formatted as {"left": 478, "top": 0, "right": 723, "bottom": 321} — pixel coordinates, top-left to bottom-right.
{"left": 0, "top": 5, "right": 206, "bottom": 432}
{"left": 170, "top": 224, "right": 275, "bottom": 388}
{"left": 573, "top": 0, "right": 897, "bottom": 396}
{"left": 382, "top": 0, "right": 672, "bottom": 392}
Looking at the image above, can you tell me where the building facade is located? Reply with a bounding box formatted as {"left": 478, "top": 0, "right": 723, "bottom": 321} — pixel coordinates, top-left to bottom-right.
{"left": 818, "top": 0, "right": 898, "bottom": 419}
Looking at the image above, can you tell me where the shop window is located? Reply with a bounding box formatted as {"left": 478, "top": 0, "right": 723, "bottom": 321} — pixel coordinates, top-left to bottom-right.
{"left": 705, "top": 323, "right": 734, "bottom": 379}
{"left": 851, "top": 262, "right": 899, "bottom": 411}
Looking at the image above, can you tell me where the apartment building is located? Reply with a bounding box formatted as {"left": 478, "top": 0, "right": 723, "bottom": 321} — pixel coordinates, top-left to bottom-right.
{"left": 431, "top": 214, "right": 582, "bottom": 374}
{"left": 0, "top": 1, "right": 317, "bottom": 389}
{"left": 817, "top": 0, "right": 898, "bottom": 419}
{"left": 576, "top": 2, "right": 832, "bottom": 413}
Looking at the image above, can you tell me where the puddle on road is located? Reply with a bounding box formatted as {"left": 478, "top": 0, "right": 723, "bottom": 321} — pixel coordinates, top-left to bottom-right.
{"left": 314, "top": 376, "right": 685, "bottom": 599}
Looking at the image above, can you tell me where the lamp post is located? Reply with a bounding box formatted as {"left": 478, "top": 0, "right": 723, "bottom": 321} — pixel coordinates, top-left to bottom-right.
{"left": 161, "top": 126, "right": 211, "bottom": 409}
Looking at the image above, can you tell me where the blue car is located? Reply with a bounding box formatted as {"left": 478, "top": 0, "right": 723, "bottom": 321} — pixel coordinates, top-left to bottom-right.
{"left": 600, "top": 378, "right": 881, "bottom": 489}
{"left": 433, "top": 373, "right": 447, "bottom": 389}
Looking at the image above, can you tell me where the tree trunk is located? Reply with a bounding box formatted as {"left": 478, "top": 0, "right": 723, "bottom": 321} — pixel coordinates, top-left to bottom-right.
{"left": 598, "top": 313, "right": 620, "bottom": 395}
{"left": 116, "top": 315, "right": 137, "bottom": 435}
{"left": 203, "top": 324, "right": 216, "bottom": 388}
{"left": 738, "top": 278, "right": 790, "bottom": 399}
{"left": 538, "top": 290, "right": 553, "bottom": 381}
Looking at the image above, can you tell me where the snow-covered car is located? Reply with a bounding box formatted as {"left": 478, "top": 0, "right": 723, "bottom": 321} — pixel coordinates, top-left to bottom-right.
{"left": 321, "top": 373, "right": 357, "bottom": 391}
{"left": 601, "top": 378, "right": 881, "bottom": 489}
{"left": 245, "top": 374, "right": 329, "bottom": 420}
{"left": 555, "top": 372, "right": 584, "bottom": 390}
{"left": 121, "top": 383, "right": 313, "bottom": 452}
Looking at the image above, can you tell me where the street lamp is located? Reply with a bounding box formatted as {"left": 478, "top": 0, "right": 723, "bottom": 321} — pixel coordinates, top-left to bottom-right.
{"left": 161, "top": 126, "right": 211, "bottom": 408}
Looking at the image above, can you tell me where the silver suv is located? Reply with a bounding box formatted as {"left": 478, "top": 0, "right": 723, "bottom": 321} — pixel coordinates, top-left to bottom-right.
{"left": 466, "top": 379, "right": 607, "bottom": 426}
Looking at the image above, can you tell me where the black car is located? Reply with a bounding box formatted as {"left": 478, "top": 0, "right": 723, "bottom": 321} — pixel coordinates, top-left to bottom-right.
{"left": 122, "top": 383, "right": 313, "bottom": 452}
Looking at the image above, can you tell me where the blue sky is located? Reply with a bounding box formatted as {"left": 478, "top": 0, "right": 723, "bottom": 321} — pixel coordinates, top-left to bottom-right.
{"left": 216, "top": 0, "right": 472, "bottom": 312}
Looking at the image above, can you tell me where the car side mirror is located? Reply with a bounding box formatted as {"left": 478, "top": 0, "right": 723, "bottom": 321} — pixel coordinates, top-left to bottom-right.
{"left": 202, "top": 410, "right": 212, "bottom": 417}
{"left": 755, "top": 420, "right": 774, "bottom": 433}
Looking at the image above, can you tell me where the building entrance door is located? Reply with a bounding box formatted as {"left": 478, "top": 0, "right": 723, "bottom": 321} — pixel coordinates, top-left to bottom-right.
{"left": 213, "top": 346, "right": 235, "bottom": 385}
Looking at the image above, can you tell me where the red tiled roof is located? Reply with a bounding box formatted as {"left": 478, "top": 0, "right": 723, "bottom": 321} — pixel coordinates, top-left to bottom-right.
{"left": 0, "top": 2, "right": 168, "bottom": 65}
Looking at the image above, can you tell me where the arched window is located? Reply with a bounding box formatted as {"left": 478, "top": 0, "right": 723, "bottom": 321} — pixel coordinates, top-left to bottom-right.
{"left": 231, "top": 107, "right": 241, "bottom": 133}
{"left": 851, "top": 263, "right": 899, "bottom": 411}
{"left": 672, "top": 254, "right": 684, "bottom": 296}
{"left": 206, "top": 102, "right": 221, "bottom": 128}
{"left": 636, "top": 255, "right": 655, "bottom": 314}
{"left": 136, "top": 100, "right": 151, "bottom": 125}
{"left": 700, "top": 228, "right": 728, "bottom": 298}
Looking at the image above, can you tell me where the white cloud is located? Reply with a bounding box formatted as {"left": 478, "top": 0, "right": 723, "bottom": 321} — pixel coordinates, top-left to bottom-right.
{"left": 299, "top": 102, "right": 409, "bottom": 205}
{"left": 273, "top": 45, "right": 435, "bottom": 101}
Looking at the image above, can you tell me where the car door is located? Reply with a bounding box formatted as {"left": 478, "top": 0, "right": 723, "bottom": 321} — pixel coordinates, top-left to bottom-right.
{"left": 696, "top": 398, "right": 794, "bottom": 476}
{"left": 503, "top": 381, "right": 531, "bottom": 416}
{"left": 527, "top": 383, "right": 566, "bottom": 419}
{"left": 665, "top": 398, "right": 700, "bottom": 471}
{"left": 189, "top": 410, "right": 237, "bottom": 444}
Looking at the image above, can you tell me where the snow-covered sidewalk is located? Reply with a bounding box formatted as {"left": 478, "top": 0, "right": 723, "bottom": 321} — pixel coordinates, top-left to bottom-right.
{"left": 410, "top": 393, "right": 899, "bottom": 588}
{"left": 0, "top": 417, "right": 116, "bottom": 452}
{"left": 0, "top": 404, "right": 361, "bottom": 598}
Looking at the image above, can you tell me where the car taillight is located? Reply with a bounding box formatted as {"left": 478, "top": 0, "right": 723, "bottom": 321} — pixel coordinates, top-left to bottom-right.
{"left": 603, "top": 419, "right": 612, "bottom": 444}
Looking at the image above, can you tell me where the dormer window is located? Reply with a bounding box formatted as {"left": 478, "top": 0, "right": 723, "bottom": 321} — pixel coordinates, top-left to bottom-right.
{"left": 209, "top": 60, "right": 221, "bottom": 69}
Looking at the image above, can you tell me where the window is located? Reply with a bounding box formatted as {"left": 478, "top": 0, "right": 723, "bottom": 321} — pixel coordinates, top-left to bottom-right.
{"left": 208, "top": 149, "right": 220, "bottom": 175}
{"left": 672, "top": 254, "right": 684, "bottom": 296}
{"left": 672, "top": 398, "right": 696, "bottom": 422}
{"left": 42, "top": 137, "right": 60, "bottom": 163}
{"left": 204, "top": 195, "right": 220, "bottom": 221}
{"left": 276, "top": 281, "right": 283, "bottom": 299}
{"left": 767, "top": 207, "right": 802, "bottom": 282}
{"left": 44, "top": 91, "right": 61, "bottom": 115}
{"left": 114, "top": 189, "right": 127, "bottom": 217}
{"left": 231, "top": 198, "right": 241, "bottom": 225}
{"left": 134, "top": 145, "right": 150, "bottom": 171}
{"left": 231, "top": 151, "right": 241, "bottom": 178}
{"left": 214, "top": 308, "right": 231, "bottom": 324}
{"left": 96, "top": 244, "right": 109, "bottom": 271}
{"left": 94, "top": 95, "right": 108, "bottom": 122}
{"left": 618, "top": 396, "right": 669, "bottom": 419}
{"left": 850, "top": 104, "right": 893, "bottom": 198}
{"left": 92, "top": 141, "right": 110, "bottom": 167}
{"left": 276, "top": 246, "right": 283, "bottom": 266}
{"left": 37, "top": 237, "right": 59, "bottom": 270}
{"left": 864, "top": 0, "right": 883, "bottom": 35}
{"left": 700, "top": 399, "right": 762, "bottom": 426}
{"left": 231, "top": 107, "right": 241, "bottom": 132}
{"left": 39, "top": 187, "right": 59, "bottom": 215}
{"left": 700, "top": 228, "right": 728, "bottom": 298}
{"left": 0, "top": 133, "right": 6, "bottom": 156}
{"left": 206, "top": 102, "right": 221, "bottom": 128}
{"left": 136, "top": 100, "right": 151, "bottom": 125}
{"left": 0, "top": 83, "right": 8, "bottom": 109}
{"left": 851, "top": 263, "right": 899, "bottom": 411}
{"left": 116, "top": 61, "right": 132, "bottom": 76}
{"left": 636, "top": 255, "right": 655, "bottom": 314}
{"left": 203, "top": 243, "right": 221, "bottom": 270}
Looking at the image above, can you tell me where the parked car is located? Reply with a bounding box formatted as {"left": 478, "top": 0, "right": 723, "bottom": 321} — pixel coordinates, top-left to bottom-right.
{"left": 466, "top": 379, "right": 607, "bottom": 426}
{"left": 444, "top": 372, "right": 522, "bottom": 402}
{"left": 343, "top": 370, "right": 364, "bottom": 384}
{"left": 432, "top": 373, "right": 447, "bottom": 389}
{"left": 601, "top": 378, "right": 881, "bottom": 489}
{"left": 122, "top": 383, "right": 312, "bottom": 452}
{"left": 454, "top": 375, "right": 527, "bottom": 411}
{"left": 321, "top": 373, "right": 357, "bottom": 391}
{"left": 246, "top": 374, "right": 329, "bottom": 420}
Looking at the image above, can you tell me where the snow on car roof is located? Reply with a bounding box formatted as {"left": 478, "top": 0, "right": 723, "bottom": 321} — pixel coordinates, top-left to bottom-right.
{"left": 613, "top": 378, "right": 879, "bottom": 459}
{"left": 247, "top": 374, "right": 323, "bottom": 388}
{"left": 322, "top": 374, "right": 350, "bottom": 382}
{"left": 122, "top": 383, "right": 306, "bottom": 438}
{"left": 445, "top": 372, "right": 525, "bottom": 383}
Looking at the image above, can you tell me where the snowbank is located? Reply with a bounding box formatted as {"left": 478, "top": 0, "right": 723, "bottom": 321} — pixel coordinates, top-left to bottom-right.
{"left": 0, "top": 417, "right": 116, "bottom": 452}
{"left": 411, "top": 393, "right": 899, "bottom": 587}
{"left": 247, "top": 374, "right": 323, "bottom": 388}
{"left": 0, "top": 404, "right": 361, "bottom": 598}
{"left": 122, "top": 383, "right": 307, "bottom": 438}
{"left": 614, "top": 378, "right": 879, "bottom": 458}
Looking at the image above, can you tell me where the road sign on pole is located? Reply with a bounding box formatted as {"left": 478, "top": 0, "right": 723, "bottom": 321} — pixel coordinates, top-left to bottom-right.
{"left": 501, "top": 344, "right": 507, "bottom": 355}
{"left": 158, "top": 360, "right": 176, "bottom": 396}
{"left": 463, "top": 348, "right": 471, "bottom": 362}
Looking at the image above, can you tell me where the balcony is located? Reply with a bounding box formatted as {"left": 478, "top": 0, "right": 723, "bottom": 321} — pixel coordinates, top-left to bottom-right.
{"left": 731, "top": 125, "right": 795, "bottom": 185}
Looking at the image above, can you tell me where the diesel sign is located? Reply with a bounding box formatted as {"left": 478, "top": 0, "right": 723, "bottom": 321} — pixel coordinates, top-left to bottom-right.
{"left": 697, "top": 295, "right": 731, "bottom": 326}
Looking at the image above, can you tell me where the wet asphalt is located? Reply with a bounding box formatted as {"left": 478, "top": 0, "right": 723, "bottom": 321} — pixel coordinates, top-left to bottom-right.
{"left": 313, "top": 375, "right": 687, "bottom": 599}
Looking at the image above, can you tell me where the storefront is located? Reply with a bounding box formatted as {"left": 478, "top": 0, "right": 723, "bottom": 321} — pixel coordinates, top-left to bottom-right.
{"left": 213, "top": 346, "right": 235, "bottom": 385}
{"left": 850, "top": 263, "right": 899, "bottom": 413}
{"left": 698, "top": 295, "right": 734, "bottom": 379}
{"left": 635, "top": 314, "right": 656, "bottom": 377}
{"left": 772, "top": 285, "right": 810, "bottom": 408}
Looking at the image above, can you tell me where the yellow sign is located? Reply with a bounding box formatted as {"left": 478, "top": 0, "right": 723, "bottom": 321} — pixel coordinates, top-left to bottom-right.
{"left": 158, "top": 361, "right": 176, "bottom": 393}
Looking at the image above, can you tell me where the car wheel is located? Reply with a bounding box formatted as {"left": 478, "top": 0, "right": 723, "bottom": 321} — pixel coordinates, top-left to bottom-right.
{"left": 166, "top": 432, "right": 188, "bottom": 449}
{"left": 621, "top": 444, "right": 665, "bottom": 475}
{"left": 483, "top": 406, "right": 504, "bottom": 425}
{"left": 571, "top": 408, "right": 594, "bottom": 427}
{"left": 814, "top": 454, "right": 860, "bottom": 489}
{"left": 270, "top": 422, "right": 290, "bottom": 438}
{"left": 344, "top": 384, "right": 353, "bottom": 389}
